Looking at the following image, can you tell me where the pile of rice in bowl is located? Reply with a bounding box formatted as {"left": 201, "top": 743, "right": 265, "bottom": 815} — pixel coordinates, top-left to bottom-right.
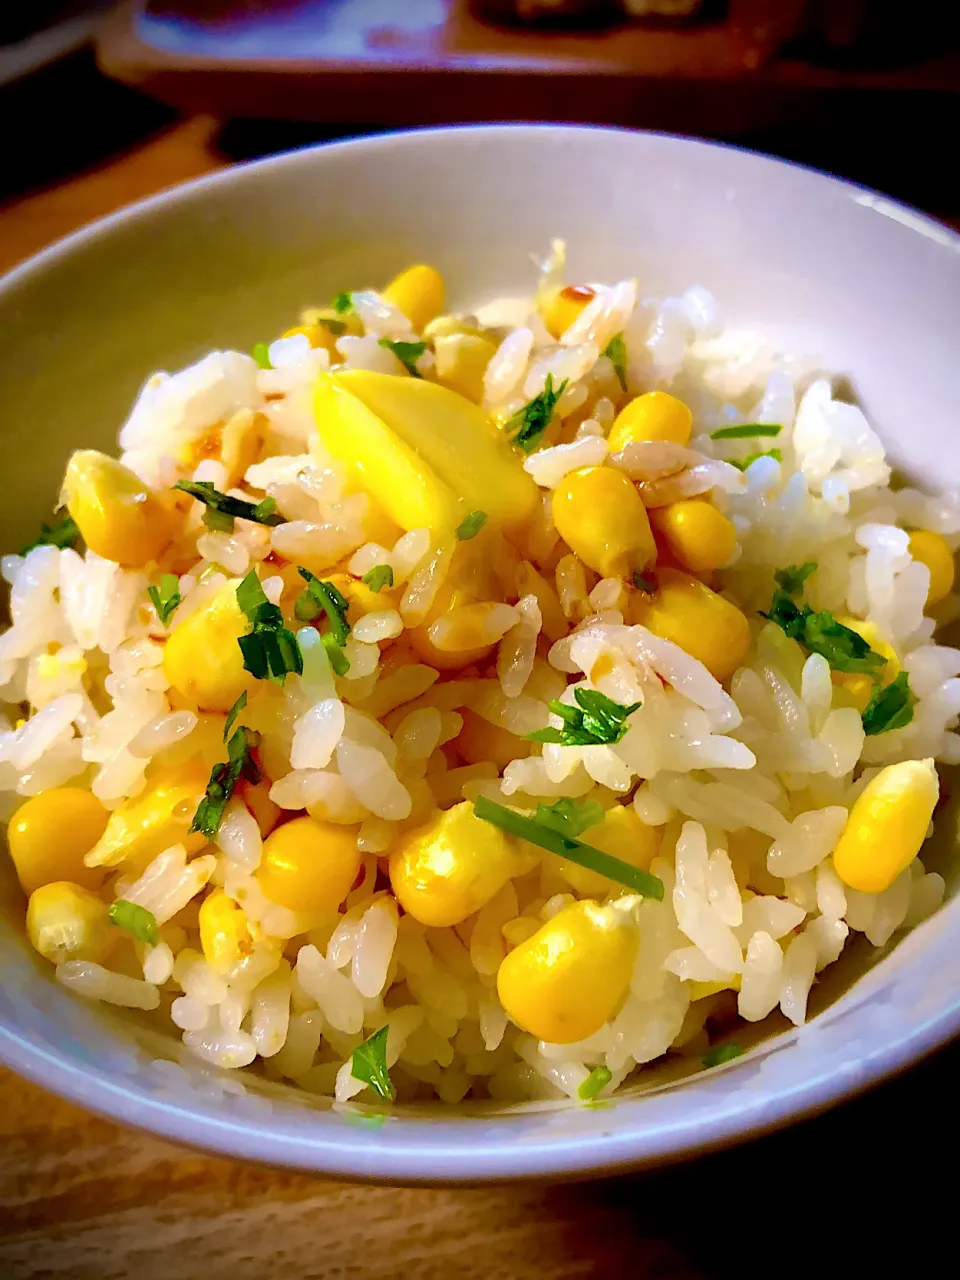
{"left": 2, "top": 243, "right": 957, "bottom": 1107}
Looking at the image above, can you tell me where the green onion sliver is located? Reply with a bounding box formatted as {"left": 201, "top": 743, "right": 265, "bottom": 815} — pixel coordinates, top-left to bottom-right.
{"left": 474, "top": 796, "right": 663, "bottom": 899}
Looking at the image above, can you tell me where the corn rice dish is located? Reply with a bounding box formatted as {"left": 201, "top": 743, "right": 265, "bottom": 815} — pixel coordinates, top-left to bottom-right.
{"left": 1, "top": 244, "right": 957, "bottom": 1107}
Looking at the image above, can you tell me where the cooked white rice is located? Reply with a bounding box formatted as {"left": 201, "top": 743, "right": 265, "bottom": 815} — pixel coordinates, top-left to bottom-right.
{"left": 2, "top": 242, "right": 955, "bottom": 1107}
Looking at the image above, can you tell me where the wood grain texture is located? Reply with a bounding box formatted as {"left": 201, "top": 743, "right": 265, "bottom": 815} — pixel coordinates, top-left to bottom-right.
{"left": 0, "top": 107, "right": 957, "bottom": 1280}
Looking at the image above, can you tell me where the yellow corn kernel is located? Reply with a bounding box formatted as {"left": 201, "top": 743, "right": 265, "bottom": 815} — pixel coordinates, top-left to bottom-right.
{"left": 220, "top": 409, "right": 268, "bottom": 488}
{"left": 26, "top": 881, "right": 114, "bottom": 965}
{"left": 382, "top": 264, "right": 445, "bottom": 333}
{"left": 434, "top": 333, "right": 498, "bottom": 404}
{"left": 552, "top": 466, "right": 656, "bottom": 580}
{"left": 541, "top": 284, "right": 596, "bottom": 341}
{"left": 240, "top": 778, "right": 281, "bottom": 837}
{"left": 833, "top": 758, "right": 938, "bottom": 894}
{"left": 258, "top": 815, "right": 361, "bottom": 912}
{"left": 389, "top": 800, "right": 538, "bottom": 928}
{"left": 199, "top": 888, "right": 253, "bottom": 974}
{"left": 8, "top": 788, "right": 109, "bottom": 896}
{"left": 608, "top": 391, "right": 693, "bottom": 452}
{"left": 650, "top": 499, "right": 737, "bottom": 574}
{"left": 427, "top": 601, "right": 518, "bottom": 653}
{"left": 282, "top": 321, "right": 341, "bottom": 357}
{"left": 517, "top": 561, "right": 568, "bottom": 643}
{"left": 314, "top": 374, "right": 462, "bottom": 533}
{"left": 497, "top": 897, "right": 639, "bottom": 1044}
{"left": 326, "top": 371, "right": 538, "bottom": 530}
{"left": 831, "top": 672, "right": 875, "bottom": 714}
{"left": 62, "top": 450, "right": 175, "bottom": 567}
{"left": 163, "top": 579, "right": 255, "bottom": 712}
{"left": 85, "top": 761, "right": 209, "bottom": 869}
{"left": 909, "top": 529, "right": 955, "bottom": 605}
{"left": 551, "top": 804, "right": 660, "bottom": 897}
{"left": 632, "top": 568, "right": 750, "bottom": 683}
{"left": 456, "top": 708, "right": 532, "bottom": 772}
{"left": 832, "top": 616, "right": 899, "bottom": 711}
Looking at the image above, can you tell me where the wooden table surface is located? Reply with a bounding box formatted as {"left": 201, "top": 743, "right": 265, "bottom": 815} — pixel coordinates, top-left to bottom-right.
{"left": 1, "top": 93, "right": 957, "bottom": 1279}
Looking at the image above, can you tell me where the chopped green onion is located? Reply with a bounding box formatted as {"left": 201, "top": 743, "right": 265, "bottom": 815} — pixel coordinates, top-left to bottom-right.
{"left": 703, "top": 1043, "right": 743, "bottom": 1068}
{"left": 350, "top": 1024, "right": 394, "bottom": 1100}
{"left": 378, "top": 338, "right": 427, "bottom": 377}
{"left": 578, "top": 1065, "right": 612, "bottom": 1101}
{"left": 252, "top": 342, "right": 272, "bottom": 369}
{"left": 711, "top": 423, "right": 782, "bottom": 440}
{"left": 147, "top": 573, "right": 181, "bottom": 627}
{"left": 602, "top": 333, "right": 628, "bottom": 392}
{"left": 315, "top": 317, "right": 346, "bottom": 336}
{"left": 173, "top": 480, "right": 285, "bottom": 533}
{"left": 235, "top": 570, "right": 303, "bottom": 685}
{"left": 20, "top": 512, "right": 80, "bottom": 556}
{"left": 294, "top": 592, "right": 322, "bottom": 623}
{"left": 632, "top": 571, "right": 655, "bottom": 593}
{"left": 862, "top": 671, "right": 916, "bottom": 736}
{"left": 528, "top": 688, "right": 641, "bottom": 747}
{"left": 729, "top": 448, "right": 783, "bottom": 471}
{"left": 507, "top": 373, "right": 568, "bottom": 454}
{"left": 191, "top": 725, "right": 260, "bottom": 838}
{"left": 535, "top": 797, "right": 605, "bottom": 840}
{"left": 362, "top": 564, "right": 394, "bottom": 593}
{"left": 474, "top": 796, "right": 663, "bottom": 899}
{"left": 773, "top": 562, "right": 817, "bottom": 596}
{"left": 223, "top": 690, "right": 247, "bottom": 742}
{"left": 108, "top": 900, "right": 159, "bottom": 946}
{"left": 455, "top": 510, "right": 487, "bottom": 541}
{"left": 332, "top": 291, "right": 354, "bottom": 316}
{"left": 321, "top": 630, "right": 351, "bottom": 677}
{"left": 296, "top": 568, "right": 351, "bottom": 646}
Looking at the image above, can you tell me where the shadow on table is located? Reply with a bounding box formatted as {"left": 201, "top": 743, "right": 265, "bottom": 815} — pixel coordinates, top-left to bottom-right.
{"left": 538, "top": 1036, "right": 957, "bottom": 1277}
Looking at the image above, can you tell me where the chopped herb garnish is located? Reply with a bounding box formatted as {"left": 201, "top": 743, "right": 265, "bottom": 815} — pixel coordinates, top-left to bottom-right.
{"left": 602, "top": 333, "right": 628, "bottom": 391}
{"left": 632, "top": 571, "right": 655, "bottom": 593}
{"left": 235, "top": 570, "right": 303, "bottom": 684}
{"left": 321, "top": 630, "right": 351, "bottom": 677}
{"left": 378, "top": 338, "right": 427, "bottom": 377}
{"left": 507, "top": 373, "right": 568, "bottom": 454}
{"left": 703, "top": 1043, "right": 743, "bottom": 1068}
{"left": 474, "top": 796, "right": 663, "bottom": 899}
{"left": 774, "top": 562, "right": 818, "bottom": 596}
{"left": 762, "top": 582, "right": 886, "bottom": 676}
{"left": 711, "top": 423, "right": 782, "bottom": 440}
{"left": 535, "top": 797, "right": 605, "bottom": 840}
{"left": 332, "top": 291, "right": 354, "bottom": 316}
{"left": 147, "top": 573, "right": 181, "bottom": 627}
{"left": 296, "top": 568, "right": 351, "bottom": 646}
{"left": 20, "top": 512, "right": 80, "bottom": 556}
{"left": 252, "top": 342, "right": 272, "bottom": 369}
{"left": 350, "top": 1024, "right": 394, "bottom": 1100}
{"left": 729, "top": 448, "right": 783, "bottom": 471}
{"left": 108, "top": 899, "right": 159, "bottom": 946}
{"left": 802, "top": 610, "right": 886, "bottom": 675}
{"left": 528, "top": 687, "right": 641, "bottom": 747}
{"left": 174, "top": 480, "right": 285, "bottom": 533}
{"left": 862, "top": 671, "right": 916, "bottom": 736}
{"left": 456, "top": 510, "right": 487, "bottom": 541}
{"left": 315, "top": 317, "right": 346, "bottom": 337}
{"left": 578, "top": 1065, "right": 612, "bottom": 1101}
{"left": 223, "top": 690, "right": 247, "bottom": 742}
{"left": 362, "top": 564, "right": 394, "bottom": 593}
{"left": 191, "top": 724, "right": 261, "bottom": 838}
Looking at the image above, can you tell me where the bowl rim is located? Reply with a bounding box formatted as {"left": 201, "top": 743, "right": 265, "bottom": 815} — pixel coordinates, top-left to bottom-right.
{"left": 1, "top": 122, "right": 958, "bottom": 1182}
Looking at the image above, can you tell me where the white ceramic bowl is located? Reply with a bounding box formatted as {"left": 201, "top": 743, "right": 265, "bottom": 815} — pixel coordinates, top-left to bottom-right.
{"left": 1, "top": 126, "right": 958, "bottom": 1181}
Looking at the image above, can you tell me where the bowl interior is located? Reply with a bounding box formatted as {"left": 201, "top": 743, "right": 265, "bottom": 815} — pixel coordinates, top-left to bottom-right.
{"left": 1, "top": 126, "right": 959, "bottom": 1180}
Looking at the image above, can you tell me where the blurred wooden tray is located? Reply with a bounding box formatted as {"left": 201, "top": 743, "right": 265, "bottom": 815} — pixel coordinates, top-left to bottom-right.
{"left": 98, "top": 0, "right": 960, "bottom": 132}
